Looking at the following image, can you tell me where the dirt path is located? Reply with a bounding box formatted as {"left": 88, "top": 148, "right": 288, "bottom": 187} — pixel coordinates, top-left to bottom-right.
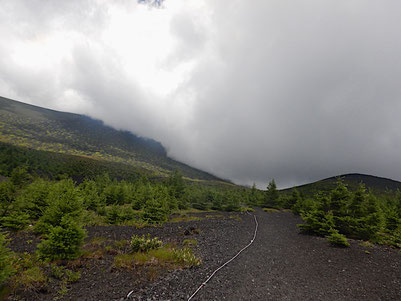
{"left": 127, "top": 210, "right": 401, "bottom": 301}
{"left": 8, "top": 210, "right": 401, "bottom": 300}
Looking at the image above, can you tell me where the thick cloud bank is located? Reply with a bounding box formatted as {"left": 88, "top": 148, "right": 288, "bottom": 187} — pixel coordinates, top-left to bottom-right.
{"left": 1, "top": 0, "right": 401, "bottom": 188}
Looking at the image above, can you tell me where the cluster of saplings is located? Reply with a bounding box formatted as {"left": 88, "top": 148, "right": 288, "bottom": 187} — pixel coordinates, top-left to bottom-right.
{"left": 0, "top": 166, "right": 257, "bottom": 286}
{"left": 286, "top": 180, "right": 401, "bottom": 247}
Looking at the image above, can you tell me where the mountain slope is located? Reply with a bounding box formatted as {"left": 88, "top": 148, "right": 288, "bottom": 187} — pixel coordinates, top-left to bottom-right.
{"left": 0, "top": 96, "right": 224, "bottom": 182}
{"left": 281, "top": 173, "right": 401, "bottom": 196}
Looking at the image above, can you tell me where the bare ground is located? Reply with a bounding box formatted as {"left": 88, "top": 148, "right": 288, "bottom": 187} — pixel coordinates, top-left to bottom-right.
{"left": 7, "top": 209, "right": 401, "bottom": 300}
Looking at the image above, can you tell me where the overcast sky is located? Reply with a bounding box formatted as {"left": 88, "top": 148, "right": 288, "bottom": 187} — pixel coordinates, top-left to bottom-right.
{"left": 1, "top": 0, "right": 401, "bottom": 188}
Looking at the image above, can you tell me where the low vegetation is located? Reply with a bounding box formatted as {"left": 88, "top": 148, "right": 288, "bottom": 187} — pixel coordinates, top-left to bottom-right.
{"left": 130, "top": 234, "right": 163, "bottom": 253}
{"left": 0, "top": 232, "right": 14, "bottom": 285}
{"left": 289, "top": 179, "right": 401, "bottom": 248}
{"left": 1, "top": 97, "right": 400, "bottom": 297}
{"left": 114, "top": 234, "right": 201, "bottom": 271}
{"left": 0, "top": 161, "right": 247, "bottom": 298}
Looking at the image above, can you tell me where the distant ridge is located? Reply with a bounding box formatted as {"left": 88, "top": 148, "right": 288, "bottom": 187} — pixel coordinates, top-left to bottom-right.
{"left": 281, "top": 173, "right": 401, "bottom": 196}
{"left": 0, "top": 96, "right": 225, "bottom": 182}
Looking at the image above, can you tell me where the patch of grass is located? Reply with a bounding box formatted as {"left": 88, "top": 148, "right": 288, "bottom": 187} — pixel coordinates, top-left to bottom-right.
{"left": 359, "top": 241, "right": 374, "bottom": 248}
{"left": 229, "top": 215, "right": 242, "bottom": 221}
{"left": 114, "top": 254, "right": 135, "bottom": 269}
{"left": 129, "top": 248, "right": 174, "bottom": 265}
{"left": 169, "top": 215, "right": 204, "bottom": 223}
{"left": 263, "top": 208, "right": 281, "bottom": 213}
{"left": 113, "top": 239, "right": 130, "bottom": 252}
{"left": 50, "top": 264, "right": 65, "bottom": 280}
{"left": 183, "top": 239, "right": 198, "bottom": 247}
{"left": 240, "top": 207, "right": 255, "bottom": 212}
{"left": 57, "top": 284, "right": 68, "bottom": 299}
{"left": 149, "top": 248, "right": 176, "bottom": 262}
{"left": 54, "top": 269, "right": 81, "bottom": 299}
{"left": 114, "top": 244, "right": 201, "bottom": 269}
{"left": 205, "top": 214, "right": 224, "bottom": 219}
{"left": 64, "top": 269, "right": 81, "bottom": 283}
{"left": 132, "top": 252, "right": 149, "bottom": 265}
{"left": 86, "top": 237, "right": 107, "bottom": 248}
{"left": 133, "top": 246, "right": 201, "bottom": 267}
{"left": 80, "top": 237, "right": 109, "bottom": 260}
{"left": 50, "top": 264, "right": 81, "bottom": 283}
{"left": 174, "top": 208, "right": 215, "bottom": 215}
{"left": 104, "top": 245, "right": 116, "bottom": 255}
{"left": 172, "top": 248, "right": 201, "bottom": 267}
{"left": 81, "top": 248, "right": 104, "bottom": 260}
{"left": 14, "top": 266, "right": 47, "bottom": 291}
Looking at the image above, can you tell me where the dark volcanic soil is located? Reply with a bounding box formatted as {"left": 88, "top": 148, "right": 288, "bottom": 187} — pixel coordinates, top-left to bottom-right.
{"left": 8, "top": 210, "right": 401, "bottom": 300}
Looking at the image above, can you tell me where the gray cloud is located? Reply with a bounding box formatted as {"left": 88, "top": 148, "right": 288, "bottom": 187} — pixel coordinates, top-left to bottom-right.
{"left": 1, "top": 0, "right": 401, "bottom": 188}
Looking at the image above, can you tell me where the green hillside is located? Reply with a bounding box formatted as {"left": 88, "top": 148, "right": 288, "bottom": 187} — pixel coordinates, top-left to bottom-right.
{"left": 281, "top": 173, "right": 401, "bottom": 196}
{"left": 0, "top": 96, "right": 224, "bottom": 182}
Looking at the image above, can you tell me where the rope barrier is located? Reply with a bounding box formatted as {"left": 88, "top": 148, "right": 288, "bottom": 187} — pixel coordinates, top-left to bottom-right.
{"left": 123, "top": 213, "right": 258, "bottom": 301}
{"left": 187, "top": 213, "right": 259, "bottom": 301}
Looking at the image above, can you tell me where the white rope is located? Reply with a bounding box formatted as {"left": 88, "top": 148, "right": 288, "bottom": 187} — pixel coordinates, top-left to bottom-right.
{"left": 187, "top": 214, "right": 259, "bottom": 301}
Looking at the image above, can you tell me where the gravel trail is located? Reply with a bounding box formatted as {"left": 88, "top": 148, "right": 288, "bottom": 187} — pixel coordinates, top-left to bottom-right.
{"left": 8, "top": 210, "right": 401, "bottom": 300}
{"left": 128, "top": 209, "right": 401, "bottom": 301}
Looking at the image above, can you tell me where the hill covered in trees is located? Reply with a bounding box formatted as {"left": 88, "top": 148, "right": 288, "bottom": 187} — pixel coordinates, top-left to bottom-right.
{"left": 281, "top": 173, "right": 401, "bottom": 197}
{"left": 0, "top": 96, "right": 224, "bottom": 182}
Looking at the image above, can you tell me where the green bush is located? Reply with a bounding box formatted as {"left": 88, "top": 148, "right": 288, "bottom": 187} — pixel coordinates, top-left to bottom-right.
{"left": 130, "top": 234, "right": 162, "bottom": 253}
{"left": 385, "top": 211, "right": 401, "bottom": 231}
{"left": 285, "top": 189, "right": 301, "bottom": 210}
{"left": 327, "top": 232, "right": 350, "bottom": 247}
{"left": 105, "top": 205, "right": 138, "bottom": 225}
{"left": 10, "top": 166, "right": 31, "bottom": 188}
{"left": 298, "top": 181, "right": 388, "bottom": 245}
{"left": 142, "top": 186, "right": 170, "bottom": 223}
{"left": 298, "top": 210, "right": 335, "bottom": 236}
{"left": 248, "top": 184, "right": 262, "bottom": 207}
{"left": 34, "top": 179, "right": 83, "bottom": 234}
{"left": 386, "top": 226, "right": 401, "bottom": 248}
{"left": 106, "top": 205, "right": 123, "bottom": 225}
{"left": 37, "top": 218, "right": 86, "bottom": 261}
{"left": 0, "top": 181, "right": 17, "bottom": 218}
{"left": 0, "top": 180, "right": 30, "bottom": 230}
{"left": 0, "top": 232, "right": 14, "bottom": 285}
{"left": 190, "top": 189, "right": 211, "bottom": 211}
{"left": 263, "top": 179, "right": 281, "bottom": 208}
{"left": 222, "top": 191, "right": 241, "bottom": 212}
{"left": 0, "top": 212, "right": 30, "bottom": 230}
{"left": 103, "top": 181, "right": 129, "bottom": 205}
{"left": 19, "top": 179, "right": 51, "bottom": 219}
{"left": 79, "top": 180, "right": 104, "bottom": 211}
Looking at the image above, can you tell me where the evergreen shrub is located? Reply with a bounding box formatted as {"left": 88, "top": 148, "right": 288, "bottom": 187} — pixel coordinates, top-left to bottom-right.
{"left": 0, "top": 232, "right": 14, "bottom": 285}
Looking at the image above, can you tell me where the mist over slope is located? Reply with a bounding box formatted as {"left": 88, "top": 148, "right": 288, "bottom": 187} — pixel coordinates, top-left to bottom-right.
{"left": 0, "top": 96, "right": 224, "bottom": 182}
